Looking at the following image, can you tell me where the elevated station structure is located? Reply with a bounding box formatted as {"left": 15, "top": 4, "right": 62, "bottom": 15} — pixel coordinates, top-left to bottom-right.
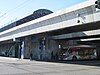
{"left": 0, "top": 0, "right": 100, "bottom": 60}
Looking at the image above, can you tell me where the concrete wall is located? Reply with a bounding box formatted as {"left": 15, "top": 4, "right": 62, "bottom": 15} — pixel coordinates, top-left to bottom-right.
{"left": 0, "top": 43, "right": 16, "bottom": 57}
{"left": 23, "top": 34, "right": 61, "bottom": 60}
{"left": 24, "top": 36, "right": 39, "bottom": 59}
{"left": 0, "top": 43, "right": 12, "bottom": 54}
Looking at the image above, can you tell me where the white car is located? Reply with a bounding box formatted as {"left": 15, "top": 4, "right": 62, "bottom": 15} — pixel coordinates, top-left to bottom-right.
{"left": 63, "top": 54, "right": 81, "bottom": 60}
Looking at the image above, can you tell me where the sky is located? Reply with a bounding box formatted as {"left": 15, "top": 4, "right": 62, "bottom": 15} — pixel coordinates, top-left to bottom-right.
{"left": 0, "top": 0, "right": 86, "bottom": 28}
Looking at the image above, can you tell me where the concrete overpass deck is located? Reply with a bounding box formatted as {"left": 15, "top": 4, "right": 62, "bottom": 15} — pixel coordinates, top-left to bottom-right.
{"left": 0, "top": 0, "right": 100, "bottom": 42}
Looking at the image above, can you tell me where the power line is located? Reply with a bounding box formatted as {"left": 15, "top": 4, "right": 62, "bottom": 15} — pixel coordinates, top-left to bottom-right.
{"left": 0, "top": 13, "right": 6, "bottom": 18}
{"left": 0, "top": 0, "right": 32, "bottom": 19}
{"left": 0, "top": 0, "right": 33, "bottom": 27}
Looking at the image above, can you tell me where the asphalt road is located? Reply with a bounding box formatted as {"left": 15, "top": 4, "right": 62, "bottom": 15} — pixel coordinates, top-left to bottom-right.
{"left": 0, "top": 57, "right": 100, "bottom": 75}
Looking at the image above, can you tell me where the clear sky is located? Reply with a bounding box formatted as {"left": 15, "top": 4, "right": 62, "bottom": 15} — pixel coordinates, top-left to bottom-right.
{"left": 0, "top": 0, "right": 86, "bottom": 28}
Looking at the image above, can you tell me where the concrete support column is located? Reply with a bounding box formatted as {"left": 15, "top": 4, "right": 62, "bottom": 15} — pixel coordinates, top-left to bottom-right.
{"left": 96, "top": 44, "right": 100, "bottom": 60}
{"left": 38, "top": 34, "right": 50, "bottom": 60}
{"left": 21, "top": 41, "right": 24, "bottom": 59}
{"left": 39, "top": 37, "right": 46, "bottom": 60}
{"left": 18, "top": 41, "right": 25, "bottom": 59}
{"left": 17, "top": 37, "right": 25, "bottom": 59}
{"left": 24, "top": 36, "right": 31, "bottom": 59}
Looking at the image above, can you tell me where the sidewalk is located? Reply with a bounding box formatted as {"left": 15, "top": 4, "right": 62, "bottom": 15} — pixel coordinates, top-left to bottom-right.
{"left": 0, "top": 56, "right": 31, "bottom": 63}
{"left": 0, "top": 56, "right": 18, "bottom": 60}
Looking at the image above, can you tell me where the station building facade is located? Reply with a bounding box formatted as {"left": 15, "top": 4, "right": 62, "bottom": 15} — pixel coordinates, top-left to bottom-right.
{"left": 0, "top": 0, "right": 100, "bottom": 60}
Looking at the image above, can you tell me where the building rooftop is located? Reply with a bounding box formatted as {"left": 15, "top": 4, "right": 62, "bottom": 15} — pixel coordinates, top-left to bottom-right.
{"left": 0, "top": 9, "right": 53, "bottom": 32}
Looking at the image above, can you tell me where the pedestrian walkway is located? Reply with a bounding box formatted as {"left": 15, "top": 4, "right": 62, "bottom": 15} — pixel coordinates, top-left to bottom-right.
{"left": 0, "top": 56, "right": 100, "bottom": 75}
{"left": 0, "top": 56, "right": 30, "bottom": 64}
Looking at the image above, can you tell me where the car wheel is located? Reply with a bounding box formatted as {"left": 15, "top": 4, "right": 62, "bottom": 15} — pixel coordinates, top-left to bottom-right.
{"left": 72, "top": 56, "right": 77, "bottom": 61}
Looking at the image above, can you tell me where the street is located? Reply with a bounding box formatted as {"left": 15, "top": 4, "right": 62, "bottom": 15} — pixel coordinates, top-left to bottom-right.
{"left": 0, "top": 57, "right": 100, "bottom": 75}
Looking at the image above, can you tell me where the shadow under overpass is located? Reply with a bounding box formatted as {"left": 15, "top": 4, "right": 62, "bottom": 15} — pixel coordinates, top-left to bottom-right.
{"left": 45, "top": 21, "right": 100, "bottom": 36}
